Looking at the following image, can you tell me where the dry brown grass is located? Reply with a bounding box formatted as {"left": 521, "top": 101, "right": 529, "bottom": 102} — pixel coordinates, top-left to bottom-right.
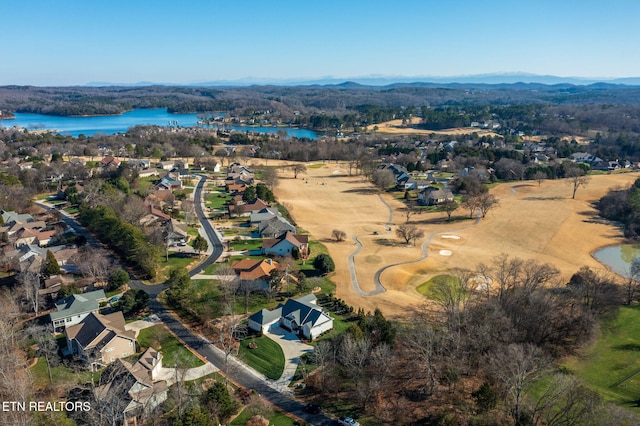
{"left": 274, "top": 163, "right": 639, "bottom": 318}
{"left": 363, "top": 117, "right": 501, "bottom": 137}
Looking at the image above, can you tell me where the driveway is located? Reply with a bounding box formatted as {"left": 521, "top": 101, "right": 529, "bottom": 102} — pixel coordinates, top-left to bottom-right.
{"left": 265, "top": 326, "right": 314, "bottom": 394}
{"left": 154, "top": 362, "right": 218, "bottom": 386}
{"left": 125, "top": 317, "right": 160, "bottom": 338}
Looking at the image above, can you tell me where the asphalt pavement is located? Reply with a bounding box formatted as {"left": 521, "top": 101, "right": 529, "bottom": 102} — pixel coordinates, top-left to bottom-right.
{"left": 127, "top": 176, "right": 335, "bottom": 425}
{"left": 40, "top": 179, "right": 335, "bottom": 425}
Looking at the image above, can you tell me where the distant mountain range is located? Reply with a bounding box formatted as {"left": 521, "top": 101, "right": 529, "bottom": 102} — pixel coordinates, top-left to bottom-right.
{"left": 86, "top": 73, "right": 640, "bottom": 87}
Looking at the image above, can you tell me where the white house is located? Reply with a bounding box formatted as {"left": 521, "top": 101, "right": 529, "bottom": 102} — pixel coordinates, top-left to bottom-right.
{"left": 262, "top": 231, "right": 309, "bottom": 258}
{"left": 50, "top": 290, "right": 106, "bottom": 330}
{"left": 247, "top": 294, "right": 333, "bottom": 341}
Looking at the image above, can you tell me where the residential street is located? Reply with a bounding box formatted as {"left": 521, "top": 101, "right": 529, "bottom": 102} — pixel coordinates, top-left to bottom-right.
{"left": 50, "top": 175, "right": 335, "bottom": 425}
{"left": 147, "top": 174, "right": 335, "bottom": 425}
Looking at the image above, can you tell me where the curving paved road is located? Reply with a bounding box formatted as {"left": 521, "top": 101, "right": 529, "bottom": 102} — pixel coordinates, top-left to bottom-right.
{"left": 348, "top": 193, "right": 393, "bottom": 296}
{"left": 44, "top": 177, "right": 333, "bottom": 425}
{"left": 368, "top": 184, "right": 520, "bottom": 291}
{"left": 188, "top": 175, "right": 224, "bottom": 277}
{"left": 130, "top": 175, "right": 334, "bottom": 425}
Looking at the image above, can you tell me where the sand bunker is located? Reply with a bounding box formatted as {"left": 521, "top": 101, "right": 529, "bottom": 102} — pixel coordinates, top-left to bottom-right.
{"left": 441, "top": 235, "right": 461, "bottom": 240}
{"left": 439, "top": 250, "right": 453, "bottom": 256}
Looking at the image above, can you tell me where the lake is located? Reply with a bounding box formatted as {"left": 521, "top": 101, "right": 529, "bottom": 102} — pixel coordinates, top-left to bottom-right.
{"left": 0, "top": 109, "right": 318, "bottom": 139}
{"left": 593, "top": 244, "right": 640, "bottom": 277}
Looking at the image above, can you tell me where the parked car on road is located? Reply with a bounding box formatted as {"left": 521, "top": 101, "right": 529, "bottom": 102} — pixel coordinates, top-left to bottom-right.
{"left": 338, "top": 417, "right": 360, "bottom": 426}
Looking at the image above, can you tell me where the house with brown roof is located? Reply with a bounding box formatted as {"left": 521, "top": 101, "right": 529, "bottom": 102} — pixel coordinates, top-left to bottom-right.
{"left": 228, "top": 197, "right": 270, "bottom": 217}
{"left": 139, "top": 204, "right": 171, "bottom": 227}
{"left": 13, "top": 227, "right": 39, "bottom": 247}
{"left": 262, "top": 231, "right": 309, "bottom": 258}
{"left": 52, "top": 246, "right": 79, "bottom": 266}
{"left": 35, "top": 229, "right": 57, "bottom": 246}
{"left": 39, "top": 275, "right": 64, "bottom": 296}
{"left": 100, "top": 155, "right": 121, "bottom": 169}
{"left": 226, "top": 183, "right": 247, "bottom": 194}
{"left": 94, "top": 348, "right": 167, "bottom": 425}
{"left": 65, "top": 311, "right": 137, "bottom": 368}
{"left": 232, "top": 258, "right": 278, "bottom": 290}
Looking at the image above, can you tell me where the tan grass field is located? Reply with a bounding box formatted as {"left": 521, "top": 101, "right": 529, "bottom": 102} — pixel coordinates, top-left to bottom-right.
{"left": 275, "top": 163, "right": 639, "bottom": 318}
{"left": 364, "top": 117, "right": 500, "bottom": 137}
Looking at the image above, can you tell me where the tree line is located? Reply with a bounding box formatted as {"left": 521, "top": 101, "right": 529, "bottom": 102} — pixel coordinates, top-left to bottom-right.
{"left": 305, "top": 256, "right": 636, "bottom": 425}
{"left": 78, "top": 204, "right": 160, "bottom": 278}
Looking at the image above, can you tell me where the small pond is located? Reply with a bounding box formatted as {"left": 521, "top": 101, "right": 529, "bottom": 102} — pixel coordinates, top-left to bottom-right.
{"left": 593, "top": 244, "right": 640, "bottom": 277}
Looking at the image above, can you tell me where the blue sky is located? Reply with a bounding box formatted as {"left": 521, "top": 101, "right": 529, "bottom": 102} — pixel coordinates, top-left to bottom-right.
{"left": 3, "top": 0, "right": 639, "bottom": 85}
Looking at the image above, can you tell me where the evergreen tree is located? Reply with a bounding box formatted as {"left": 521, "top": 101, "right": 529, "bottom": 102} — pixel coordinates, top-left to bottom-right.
{"left": 192, "top": 235, "right": 208, "bottom": 255}
{"left": 107, "top": 269, "right": 129, "bottom": 291}
{"left": 41, "top": 250, "right": 61, "bottom": 277}
{"left": 313, "top": 254, "right": 335, "bottom": 275}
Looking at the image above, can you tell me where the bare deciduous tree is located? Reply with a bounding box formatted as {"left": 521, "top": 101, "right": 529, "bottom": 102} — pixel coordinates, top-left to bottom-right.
{"left": 338, "top": 334, "right": 372, "bottom": 389}
{"left": 395, "top": 223, "right": 425, "bottom": 245}
{"left": 533, "top": 171, "right": 547, "bottom": 186}
{"left": 213, "top": 313, "right": 247, "bottom": 382}
{"left": 332, "top": 229, "right": 347, "bottom": 242}
{"left": 119, "top": 194, "right": 149, "bottom": 226}
{"left": 260, "top": 167, "right": 279, "bottom": 189}
{"left": 440, "top": 199, "right": 458, "bottom": 222}
{"left": 371, "top": 169, "right": 396, "bottom": 189}
{"left": 565, "top": 165, "right": 591, "bottom": 199}
{"left": 403, "top": 317, "right": 442, "bottom": 397}
{"left": 475, "top": 192, "right": 499, "bottom": 218}
{"left": 292, "top": 164, "right": 307, "bottom": 179}
{"left": 532, "top": 374, "right": 602, "bottom": 426}
{"left": 487, "top": 343, "right": 548, "bottom": 424}
{"left": 404, "top": 200, "right": 421, "bottom": 223}
{"left": 18, "top": 270, "right": 42, "bottom": 315}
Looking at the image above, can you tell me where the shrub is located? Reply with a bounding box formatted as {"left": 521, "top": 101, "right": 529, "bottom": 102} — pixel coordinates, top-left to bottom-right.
{"left": 313, "top": 254, "right": 335, "bottom": 275}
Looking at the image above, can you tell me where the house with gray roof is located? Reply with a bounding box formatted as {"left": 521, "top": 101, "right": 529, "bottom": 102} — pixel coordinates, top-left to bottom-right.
{"left": 419, "top": 187, "right": 454, "bottom": 206}
{"left": 164, "top": 218, "right": 188, "bottom": 246}
{"left": 249, "top": 207, "right": 280, "bottom": 226}
{"left": 50, "top": 289, "right": 106, "bottom": 330}
{"left": 154, "top": 175, "right": 182, "bottom": 191}
{"left": 259, "top": 215, "right": 296, "bottom": 239}
{"left": 247, "top": 294, "right": 333, "bottom": 341}
{"left": 1, "top": 210, "right": 34, "bottom": 224}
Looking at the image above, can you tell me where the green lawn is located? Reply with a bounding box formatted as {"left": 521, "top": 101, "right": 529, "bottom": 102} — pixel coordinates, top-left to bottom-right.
{"left": 135, "top": 176, "right": 157, "bottom": 195}
{"left": 238, "top": 336, "right": 285, "bottom": 380}
{"left": 416, "top": 274, "right": 459, "bottom": 299}
{"left": 312, "top": 311, "right": 356, "bottom": 345}
{"left": 186, "top": 225, "right": 200, "bottom": 239}
{"left": 230, "top": 408, "right": 295, "bottom": 426}
{"left": 297, "top": 240, "right": 330, "bottom": 274}
{"left": 563, "top": 305, "right": 640, "bottom": 408}
{"left": 137, "top": 324, "right": 203, "bottom": 368}
{"left": 222, "top": 226, "right": 254, "bottom": 238}
{"left": 206, "top": 192, "right": 231, "bottom": 209}
{"left": 31, "top": 357, "right": 94, "bottom": 389}
{"left": 203, "top": 260, "right": 231, "bottom": 275}
{"left": 64, "top": 206, "right": 79, "bottom": 214}
{"left": 229, "top": 238, "right": 263, "bottom": 252}
{"left": 307, "top": 163, "right": 326, "bottom": 169}
{"left": 156, "top": 253, "right": 199, "bottom": 282}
